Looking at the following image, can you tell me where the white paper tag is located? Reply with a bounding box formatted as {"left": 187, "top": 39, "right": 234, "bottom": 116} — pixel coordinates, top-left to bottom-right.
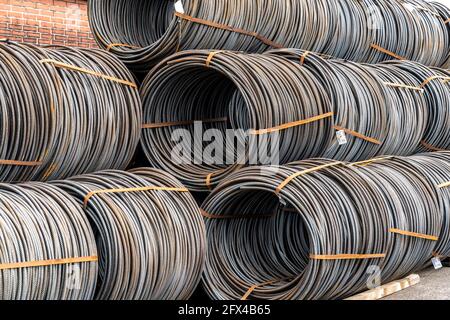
{"left": 432, "top": 257, "right": 443, "bottom": 270}
{"left": 174, "top": 0, "right": 185, "bottom": 14}
{"left": 336, "top": 130, "right": 348, "bottom": 145}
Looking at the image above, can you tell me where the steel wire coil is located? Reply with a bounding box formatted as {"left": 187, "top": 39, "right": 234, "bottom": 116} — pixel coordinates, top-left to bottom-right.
{"left": 202, "top": 155, "right": 443, "bottom": 300}
{"left": 141, "top": 50, "right": 448, "bottom": 191}
{"left": 431, "top": 1, "right": 450, "bottom": 69}
{"left": 140, "top": 50, "right": 334, "bottom": 192}
{"left": 88, "top": 0, "right": 450, "bottom": 74}
{"left": 385, "top": 61, "right": 450, "bottom": 152}
{"left": 0, "top": 41, "right": 141, "bottom": 182}
{"left": 400, "top": 151, "right": 450, "bottom": 257}
{"left": 0, "top": 183, "right": 98, "bottom": 300}
{"left": 54, "top": 168, "right": 206, "bottom": 300}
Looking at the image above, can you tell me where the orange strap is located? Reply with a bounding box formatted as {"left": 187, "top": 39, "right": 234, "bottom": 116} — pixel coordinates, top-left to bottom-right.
{"left": 42, "top": 163, "right": 58, "bottom": 181}
{"left": 371, "top": 44, "right": 406, "bottom": 61}
{"left": 40, "top": 59, "right": 137, "bottom": 88}
{"left": 0, "top": 256, "right": 98, "bottom": 271}
{"left": 438, "top": 182, "right": 450, "bottom": 189}
{"left": 241, "top": 279, "right": 288, "bottom": 301}
{"left": 349, "top": 156, "right": 394, "bottom": 167}
{"left": 275, "top": 161, "right": 343, "bottom": 195}
{"left": 333, "top": 126, "right": 382, "bottom": 145}
{"left": 250, "top": 112, "right": 333, "bottom": 135}
{"left": 142, "top": 117, "right": 228, "bottom": 129}
{"left": 300, "top": 51, "right": 310, "bottom": 65}
{"left": 446, "top": 18, "right": 450, "bottom": 24}
{"left": 389, "top": 228, "right": 438, "bottom": 241}
{"left": 106, "top": 43, "right": 140, "bottom": 51}
{"left": 310, "top": 253, "right": 386, "bottom": 261}
{"left": 84, "top": 186, "right": 189, "bottom": 207}
{"left": 0, "top": 160, "right": 42, "bottom": 166}
{"left": 421, "top": 140, "right": 446, "bottom": 152}
{"left": 175, "top": 12, "right": 283, "bottom": 49}
{"left": 383, "top": 82, "right": 424, "bottom": 92}
{"left": 206, "top": 51, "right": 224, "bottom": 67}
{"left": 420, "top": 75, "right": 450, "bottom": 88}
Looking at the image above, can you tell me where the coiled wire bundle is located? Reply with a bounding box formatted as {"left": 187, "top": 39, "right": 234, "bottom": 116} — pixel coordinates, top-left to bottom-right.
{"left": 55, "top": 168, "right": 206, "bottom": 300}
{"left": 0, "top": 41, "right": 141, "bottom": 183}
{"left": 88, "top": 0, "right": 450, "bottom": 74}
{"left": 400, "top": 152, "right": 450, "bottom": 257}
{"left": 0, "top": 183, "right": 98, "bottom": 300}
{"left": 140, "top": 50, "right": 334, "bottom": 192}
{"left": 201, "top": 154, "right": 444, "bottom": 300}
{"left": 431, "top": 1, "right": 450, "bottom": 69}
{"left": 141, "top": 50, "right": 449, "bottom": 191}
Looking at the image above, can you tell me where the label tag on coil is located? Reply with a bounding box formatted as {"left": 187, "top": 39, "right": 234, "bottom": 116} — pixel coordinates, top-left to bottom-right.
{"left": 432, "top": 257, "right": 443, "bottom": 270}
{"left": 336, "top": 130, "right": 348, "bottom": 145}
{"left": 174, "top": 0, "right": 185, "bottom": 14}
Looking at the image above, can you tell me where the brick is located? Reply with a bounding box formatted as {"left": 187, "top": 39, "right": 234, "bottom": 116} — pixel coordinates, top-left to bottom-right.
{"left": 1, "top": 0, "right": 97, "bottom": 48}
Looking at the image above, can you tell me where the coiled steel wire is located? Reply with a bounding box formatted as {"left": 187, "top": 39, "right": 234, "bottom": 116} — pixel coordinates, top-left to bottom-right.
{"left": 0, "top": 183, "right": 98, "bottom": 300}
{"left": 0, "top": 41, "right": 141, "bottom": 182}
{"left": 54, "top": 168, "right": 206, "bottom": 300}
{"left": 88, "top": 0, "right": 450, "bottom": 74}
{"left": 202, "top": 155, "right": 443, "bottom": 300}
{"left": 386, "top": 61, "right": 450, "bottom": 152}
{"left": 431, "top": 1, "right": 450, "bottom": 69}
{"left": 401, "top": 151, "right": 450, "bottom": 257}
{"left": 269, "top": 49, "right": 430, "bottom": 160}
{"left": 141, "top": 50, "right": 448, "bottom": 191}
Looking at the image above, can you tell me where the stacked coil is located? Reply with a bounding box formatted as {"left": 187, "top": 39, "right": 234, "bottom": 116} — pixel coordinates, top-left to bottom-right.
{"left": 0, "top": 183, "right": 98, "bottom": 300}
{"left": 0, "top": 41, "right": 141, "bottom": 183}
{"left": 431, "top": 1, "right": 450, "bottom": 69}
{"left": 140, "top": 50, "right": 450, "bottom": 191}
{"left": 55, "top": 168, "right": 206, "bottom": 300}
{"left": 201, "top": 154, "right": 446, "bottom": 300}
{"left": 88, "top": 0, "right": 450, "bottom": 74}
{"left": 140, "top": 50, "right": 334, "bottom": 192}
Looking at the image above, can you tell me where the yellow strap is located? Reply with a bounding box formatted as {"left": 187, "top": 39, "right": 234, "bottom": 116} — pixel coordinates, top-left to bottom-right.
{"left": 300, "top": 51, "right": 310, "bottom": 65}
{"left": 40, "top": 59, "right": 137, "bottom": 88}
{"left": 371, "top": 44, "right": 406, "bottom": 61}
{"left": 250, "top": 112, "right": 334, "bottom": 135}
{"left": 310, "top": 253, "right": 386, "bottom": 261}
{"left": 106, "top": 43, "right": 140, "bottom": 51}
{"left": 421, "top": 140, "right": 446, "bottom": 152}
{"left": 0, "top": 160, "right": 42, "bottom": 166}
{"left": 438, "top": 182, "right": 450, "bottom": 189}
{"left": 206, "top": 51, "right": 224, "bottom": 67}
{"left": 333, "top": 126, "right": 382, "bottom": 145}
{"left": 389, "top": 228, "right": 438, "bottom": 241}
{"left": 175, "top": 12, "right": 283, "bottom": 49}
{"left": 84, "top": 186, "right": 189, "bottom": 207}
{"left": 349, "top": 156, "right": 394, "bottom": 167}
{"left": 0, "top": 256, "right": 98, "bottom": 271}
{"left": 142, "top": 117, "right": 228, "bottom": 129}
{"left": 275, "top": 161, "right": 343, "bottom": 195}
{"left": 383, "top": 82, "right": 424, "bottom": 92}
{"left": 420, "top": 75, "right": 450, "bottom": 88}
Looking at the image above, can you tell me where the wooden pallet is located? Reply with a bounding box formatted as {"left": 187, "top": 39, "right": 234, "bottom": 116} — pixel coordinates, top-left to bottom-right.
{"left": 345, "top": 274, "right": 420, "bottom": 300}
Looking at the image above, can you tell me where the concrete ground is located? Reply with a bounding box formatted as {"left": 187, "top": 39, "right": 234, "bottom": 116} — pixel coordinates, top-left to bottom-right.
{"left": 383, "top": 267, "right": 450, "bottom": 300}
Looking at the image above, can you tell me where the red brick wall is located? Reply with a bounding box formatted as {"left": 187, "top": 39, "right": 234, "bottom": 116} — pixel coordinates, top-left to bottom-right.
{"left": 0, "top": 0, "right": 97, "bottom": 48}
